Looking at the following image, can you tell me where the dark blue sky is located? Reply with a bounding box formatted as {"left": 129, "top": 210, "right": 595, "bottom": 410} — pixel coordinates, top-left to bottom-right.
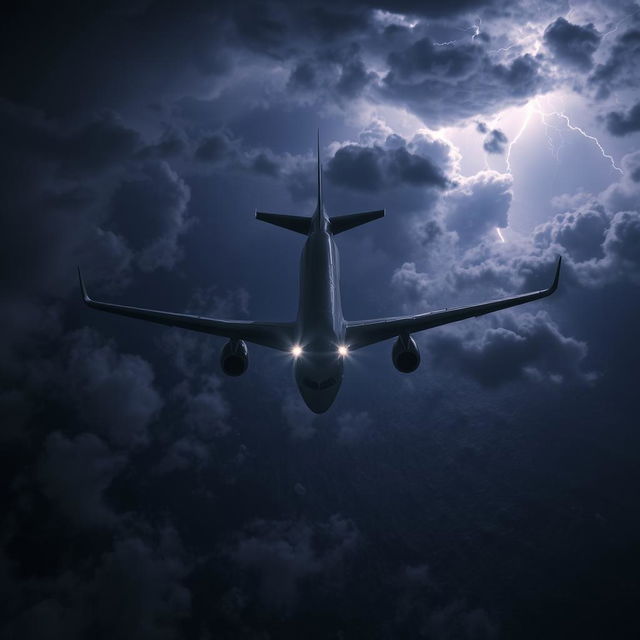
{"left": 2, "top": 1, "right": 640, "bottom": 638}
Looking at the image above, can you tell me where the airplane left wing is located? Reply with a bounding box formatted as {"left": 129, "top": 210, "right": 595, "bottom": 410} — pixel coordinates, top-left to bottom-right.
{"left": 345, "top": 257, "right": 561, "bottom": 350}
{"left": 78, "top": 269, "right": 295, "bottom": 352}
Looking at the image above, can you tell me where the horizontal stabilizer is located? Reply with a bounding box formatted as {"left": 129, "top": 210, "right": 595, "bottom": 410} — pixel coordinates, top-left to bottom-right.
{"left": 329, "top": 210, "right": 384, "bottom": 235}
{"left": 255, "top": 211, "right": 311, "bottom": 235}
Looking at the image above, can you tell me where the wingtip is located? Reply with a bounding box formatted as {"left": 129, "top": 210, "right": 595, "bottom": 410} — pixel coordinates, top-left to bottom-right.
{"left": 77, "top": 266, "right": 90, "bottom": 303}
{"left": 550, "top": 255, "right": 562, "bottom": 292}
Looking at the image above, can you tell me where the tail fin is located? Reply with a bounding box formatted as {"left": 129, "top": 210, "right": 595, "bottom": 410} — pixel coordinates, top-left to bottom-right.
{"left": 317, "top": 128, "right": 323, "bottom": 214}
{"left": 329, "top": 209, "right": 385, "bottom": 235}
{"left": 255, "top": 211, "right": 311, "bottom": 235}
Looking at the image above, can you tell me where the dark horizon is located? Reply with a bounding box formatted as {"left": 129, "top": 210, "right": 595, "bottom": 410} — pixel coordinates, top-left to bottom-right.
{"left": 2, "top": 1, "right": 640, "bottom": 638}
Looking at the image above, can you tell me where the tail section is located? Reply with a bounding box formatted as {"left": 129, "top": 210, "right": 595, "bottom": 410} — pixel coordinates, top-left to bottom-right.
{"left": 255, "top": 131, "right": 384, "bottom": 236}
{"left": 255, "top": 211, "right": 311, "bottom": 235}
{"left": 329, "top": 209, "right": 385, "bottom": 235}
{"left": 316, "top": 128, "right": 323, "bottom": 216}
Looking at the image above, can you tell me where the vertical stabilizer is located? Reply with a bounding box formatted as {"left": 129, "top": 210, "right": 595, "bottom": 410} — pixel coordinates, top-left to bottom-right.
{"left": 316, "top": 129, "right": 323, "bottom": 215}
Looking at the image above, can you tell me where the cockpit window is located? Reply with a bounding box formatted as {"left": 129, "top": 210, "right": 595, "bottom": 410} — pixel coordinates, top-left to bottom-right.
{"left": 319, "top": 377, "right": 336, "bottom": 389}
{"left": 303, "top": 377, "right": 319, "bottom": 389}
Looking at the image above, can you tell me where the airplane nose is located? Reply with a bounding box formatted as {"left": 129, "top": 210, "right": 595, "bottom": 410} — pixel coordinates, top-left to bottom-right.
{"left": 294, "top": 355, "right": 342, "bottom": 413}
{"left": 301, "top": 387, "right": 338, "bottom": 414}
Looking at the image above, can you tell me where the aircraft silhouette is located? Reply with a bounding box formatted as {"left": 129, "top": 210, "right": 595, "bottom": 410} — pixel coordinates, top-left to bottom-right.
{"left": 80, "top": 133, "right": 561, "bottom": 413}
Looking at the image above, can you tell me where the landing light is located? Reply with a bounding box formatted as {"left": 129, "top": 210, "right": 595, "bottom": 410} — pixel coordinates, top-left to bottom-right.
{"left": 291, "top": 345, "right": 303, "bottom": 358}
{"left": 338, "top": 345, "right": 349, "bottom": 357}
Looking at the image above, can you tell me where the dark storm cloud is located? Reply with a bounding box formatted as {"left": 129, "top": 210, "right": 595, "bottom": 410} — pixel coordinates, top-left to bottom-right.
{"left": 109, "top": 161, "right": 192, "bottom": 272}
{"left": 3, "top": 525, "right": 192, "bottom": 640}
{"left": 589, "top": 28, "right": 640, "bottom": 99}
{"left": 326, "top": 138, "right": 449, "bottom": 192}
{"left": 482, "top": 128, "right": 508, "bottom": 154}
{"left": 427, "top": 311, "right": 595, "bottom": 387}
{"left": 543, "top": 17, "right": 601, "bottom": 71}
{"left": 443, "top": 171, "right": 512, "bottom": 245}
{"left": 286, "top": 44, "right": 377, "bottom": 103}
{"left": 63, "top": 328, "right": 163, "bottom": 449}
{"left": 229, "top": 514, "right": 358, "bottom": 613}
{"left": 604, "top": 101, "right": 640, "bottom": 136}
{"left": 381, "top": 37, "right": 546, "bottom": 126}
{"left": 534, "top": 203, "right": 609, "bottom": 263}
{"left": 336, "top": 410, "right": 373, "bottom": 444}
{"left": 38, "top": 432, "right": 126, "bottom": 528}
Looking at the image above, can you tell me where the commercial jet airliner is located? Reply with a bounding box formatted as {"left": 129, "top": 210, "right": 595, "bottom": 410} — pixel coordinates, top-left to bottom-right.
{"left": 80, "top": 134, "right": 561, "bottom": 413}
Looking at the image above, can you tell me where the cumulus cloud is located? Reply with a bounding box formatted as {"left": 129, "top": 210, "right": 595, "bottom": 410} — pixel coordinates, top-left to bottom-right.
{"left": 229, "top": 514, "right": 358, "bottom": 613}
{"left": 3, "top": 525, "right": 192, "bottom": 639}
{"left": 180, "top": 374, "right": 231, "bottom": 440}
{"left": 590, "top": 28, "right": 640, "bottom": 99}
{"left": 482, "top": 129, "right": 508, "bottom": 154}
{"left": 38, "top": 432, "right": 126, "bottom": 528}
{"left": 443, "top": 171, "right": 512, "bottom": 246}
{"left": 381, "top": 37, "right": 546, "bottom": 126}
{"left": 533, "top": 203, "right": 609, "bottom": 263}
{"left": 64, "top": 329, "right": 163, "bottom": 450}
{"left": 543, "top": 17, "right": 601, "bottom": 71}
{"left": 108, "top": 161, "right": 192, "bottom": 272}
{"left": 89, "top": 528, "right": 191, "bottom": 639}
{"left": 427, "top": 311, "right": 596, "bottom": 387}
{"left": 604, "top": 101, "right": 640, "bottom": 136}
{"left": 287, "top": 44, "right": 377, "bottom": 102}
{"left": 326, "top": 134, "right": 451, "bottom": 192}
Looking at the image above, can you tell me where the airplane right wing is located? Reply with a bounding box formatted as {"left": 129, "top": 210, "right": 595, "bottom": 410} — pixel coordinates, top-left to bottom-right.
{"left": 78, "top": 269, "right": 296, "bottom": 352}
{"left": 345, "top": 257, "right": 561, "bottom": 350}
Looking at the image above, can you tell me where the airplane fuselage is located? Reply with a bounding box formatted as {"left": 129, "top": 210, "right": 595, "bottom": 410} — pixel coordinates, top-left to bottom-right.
{"left": 294, "top": 207, "right": 346, "bottom": 413}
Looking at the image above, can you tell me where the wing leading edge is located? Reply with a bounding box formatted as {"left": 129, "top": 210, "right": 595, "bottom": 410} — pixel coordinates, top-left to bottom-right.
{"left": 345, "top": 257, "right": 562, "bottom": 350}
{"left": 78, "top": 269, "right": 295, "bottom": 352}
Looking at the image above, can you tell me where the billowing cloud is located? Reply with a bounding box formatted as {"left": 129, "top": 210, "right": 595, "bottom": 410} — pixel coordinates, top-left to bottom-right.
{"left": 427, "top": 311, "right": 596, "bottom": 386}
{"left": 63, "top": 329, "right": 163, "bottom": 450}
{"left": 381, "top": 37, "right": 546, "bottom": 126}
{"left": 229, "top": 514, "right": 358, "bottom": 613}
{"left": 443, "top": 171, "right": 512, "bottom": 245}
{"left": 38, "top": 432, "right": 126, "bottom": 528}
{"left": 326, "top": 134, "right": 450, "bottom": 192}
{"left": 543, "top": 17, "right": 601, "bottom": 71}
{"left": 108, "top": 161, "right": 192, "bottom": 272}
{"left": 590, "top": 28, "right": 640, "bottom": 99}
{"left": 483, "top": 129, "right": 508, "bottom": 154}
{"left": 604, "top": 101, "right": 640, "bottom": 136}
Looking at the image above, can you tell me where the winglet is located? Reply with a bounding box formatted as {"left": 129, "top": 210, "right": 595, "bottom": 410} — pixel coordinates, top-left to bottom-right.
{"left": 77, "top": 266, "right": 90, "bottom": 303}
{"left": 548, "top": 255, "right": 562, "bottom": 294}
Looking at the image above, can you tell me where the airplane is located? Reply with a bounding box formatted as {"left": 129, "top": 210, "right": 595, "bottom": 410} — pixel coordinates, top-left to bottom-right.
{"left": 79, "top": 133, "right": 561, "bottom": 413}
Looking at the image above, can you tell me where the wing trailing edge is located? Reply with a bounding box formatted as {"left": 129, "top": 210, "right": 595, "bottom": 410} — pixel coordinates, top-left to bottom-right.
{"left": 77, "top": 267, "right": 295, "bottom": 351}
{"left": 345, "top": 257, "right": 562, "bottom": 350}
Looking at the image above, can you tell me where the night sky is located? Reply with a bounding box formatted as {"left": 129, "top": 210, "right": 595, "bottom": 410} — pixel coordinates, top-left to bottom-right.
{"left": 2, "top": 1, "right": 640, "bottom": 638}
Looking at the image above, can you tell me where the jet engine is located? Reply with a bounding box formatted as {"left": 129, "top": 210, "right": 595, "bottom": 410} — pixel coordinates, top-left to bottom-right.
{"left": 220, "top": 339, "right": 248, "bottom": 376}
{"left": 392, "top": 334, "right": 420, "bottom": 373}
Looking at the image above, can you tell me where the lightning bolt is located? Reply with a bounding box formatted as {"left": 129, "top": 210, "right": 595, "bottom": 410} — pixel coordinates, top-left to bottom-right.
{"left": 601, "top": 6, "right": 640, "bottom": 39}
{"left": 505, "top": 99, "right": 623, "bottom": 175}
{"left": 505, "top": 101, "right": 534, "bottom": 173}
{"left": 548, "top": 111, "right": 623, "bottom": 174}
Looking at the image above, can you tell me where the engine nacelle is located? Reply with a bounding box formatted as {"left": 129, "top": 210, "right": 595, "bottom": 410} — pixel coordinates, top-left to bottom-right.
{"left": 392, "top": 334, "right": 420, "bottom": 373}
{"left": 220, "top": 339, "right": 249, "bottom": 376}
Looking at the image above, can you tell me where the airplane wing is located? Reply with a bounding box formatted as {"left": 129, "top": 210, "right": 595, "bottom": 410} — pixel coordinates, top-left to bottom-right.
{"left": 345, "top": 257, "right": 561, "bottom": 350}
{"left": 78, "top": 269, "right": 295, "bottom": 352}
